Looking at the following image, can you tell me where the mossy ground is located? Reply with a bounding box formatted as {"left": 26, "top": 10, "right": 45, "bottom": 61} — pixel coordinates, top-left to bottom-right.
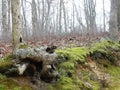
{"left": 104, "top": 65, "right": 120, "bottom": 90}
{"left": 0, "top": 55, "right": 12, "bottom": 69}
{"left": 50, "top": 47, "right": 101, "bottom": 90}
{"left": 56, "top": 47, "right": 89, "bottom": 73}
{"left": 0, "top": 55, "right": 32, "bottom": 90}
{"left": 0, "top": 40, "right": 120, "bottom": 90}
{"left": 0, "top": 74, "right": 32, "bottom": 90}
{"left": 50, "top": 40, "right": 120, "bottom": 90}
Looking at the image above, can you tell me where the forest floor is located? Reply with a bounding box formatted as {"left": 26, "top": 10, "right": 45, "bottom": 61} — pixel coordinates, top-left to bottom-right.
{"left": 0, "top": 34, "right": 104, "bottom": 58}
{"left": 0, "top": 34, "right": 120, "bottom": 90}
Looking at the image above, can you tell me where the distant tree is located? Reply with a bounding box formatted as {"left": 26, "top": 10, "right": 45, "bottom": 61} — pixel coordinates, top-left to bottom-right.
{"left": 84, "top": 0, "right": 96, "bottom": 35}
{"left": 31, "top": 0, "right": 38, "bottom": 40}
{"left": 2, "top": 0, "right": 8, "bottom": 41}
{"left": 21, "top": 0, "right": 27, "bottom": 40}
{"left": 109, "top": 0, "right": 119, "bottom": 41}
{"left": 8, "top": 0, "right": 11, "bottom": 32}
{"left": 102, "top": 0, "right": 106, "bottom": 32}
{"left": 44, "top": 0, "right": 51, "bottom": 33}
{"left": 11, "top": 0, "right": 22, "bottom": 54}
{"left": 59, "top": 0, "right": 62, "bottom": 34}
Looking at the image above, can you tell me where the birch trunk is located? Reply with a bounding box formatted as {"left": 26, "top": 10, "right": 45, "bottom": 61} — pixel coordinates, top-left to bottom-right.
{"left": 11, "top": 0, "right": 22, "bottom": 54}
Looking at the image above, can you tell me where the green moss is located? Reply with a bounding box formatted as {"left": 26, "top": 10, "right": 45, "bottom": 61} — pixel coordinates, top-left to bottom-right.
{"left": 90, "top": 40, "right": 120, "bottom": 53}
{"left": 53, "top": 46, "right": 104, "bottom": 90}
{"left": 90, "top": 81, "right": 100, "bottom": 90}
{"left": 0, "top": 55, "right": 32, "bottom": 90}
{"left": 0, "top": 74, "right": 32, "bottom": 90}
{"left": 59, "top": 61, "right": 75, "bottom": 74}
{"left": 90, "top": 40, "right": 120, "bottom": 62}
{"left": 104, "top": 65, "right": 120, "bottom": 90}
{"left": 90, "top": 46, "right": 120, "bottom": 90}
{"left": 90, "top": 40, "right": 109, "bottom": 53}
{"left": 56, "top": 47, "right": 89, "bottom": 62}
{"left": 106, "top": 65, "right": 120, "bottom": 77}
{"left": 56, "top": 47, "right": 89, "bottom": 74}
{"left": 18, "top": 43, "right": 28, "bottom": 49}
{"left": 0, "top": 55, "right": 12, "bottom": 69}
{"left": 49, "top": 76, "right": 80, "bottom": 90}
{"left": 50, "top": 40, "right": 120, "bottom": 90}
{"left": 49, "top": 47, "right": 89, "bottom": 90}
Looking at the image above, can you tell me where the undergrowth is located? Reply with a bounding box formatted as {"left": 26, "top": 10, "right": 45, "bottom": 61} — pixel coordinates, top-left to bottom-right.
{"left": 50, "top": 47, "right": 90, "bottom": 90}
{"left": 90, "top": 40, "right": 120, "bottom": 63}
{"left": 0, "top": 55, "right": 32, "bottom": 90}
{"left": 0, "top": 55, "right": 12, "bottom": 69}
{"left": 56, "top": 47, "right": 89, "bottom": 74}
{"left": 50, "top": 40, "right": 120, "bottom": 90}
{"left": 0, "top": 40, "right": 120, "bottom": 90}
{"left": 104, "top": 65, "right": 120, "bottom": 90}
{"left": 0, "top": 74, "right": 32, "bottom": 90}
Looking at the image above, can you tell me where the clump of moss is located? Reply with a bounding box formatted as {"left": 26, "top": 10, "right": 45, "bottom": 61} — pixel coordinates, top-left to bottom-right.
{"left": 0, "top": 55, "right": 12, "bottom": 69}
{"left": 89, "top": 40, "right": 120, "bottom": 89}
{"left": 18, "top": 43, "right": 28, "bottom": 49}
{"left": 104, "top": 65, "right": 120, "bottom": 90}
{"left": 49, "top": 47, "right": 89, "bottom": 90}
{"left": 49, "top": 76, "right": 80, "bottom": 90}
{"left": 50, "top": 40, "right": 120, "bottom": 90}
{"left": 56, "top": 47, "right": 89, "bottom": 74}
{"left": 0, "top": 55, "right": 32, "bottom": 90}
{"left": 90, "top": 40, "right": 120, "bottom": 63}
{"left": 0, "top": 74, "right": 32, "bottom": 90}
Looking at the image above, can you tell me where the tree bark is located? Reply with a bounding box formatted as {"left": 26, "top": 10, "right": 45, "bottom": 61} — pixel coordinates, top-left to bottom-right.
{"left": 2, "top": 0, "right": 8, "bottom": 41}
{"left": 84, "top": 0, "right": 96, "bottom": 35}
{"left": 11, "top": 0, "right": 22, "bottom": 54}
{"left": 32, "top": 0, "right": 38, "bottom": 40}
{"left": 109, "top": 0, "right": 119, "bottom": 41}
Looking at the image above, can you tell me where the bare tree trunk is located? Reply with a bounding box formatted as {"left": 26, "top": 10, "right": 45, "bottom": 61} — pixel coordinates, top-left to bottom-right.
{"left": 72, "top": 0, "right": 85, "bottom": 34}
{"left": 44, "top": 0, "right": 51, "bottom": 33}
{"left": 41, "top": 0, "right": 45, "bottom": 36}
{"left": 70, "top": 1, "right": 75, "bottom": 34}
{"left": 63, "top": 1, "right": 67, "bottom": 33}
{"left": 8, "top": 0, "right": 11, "bottom": 33}
{"left": 56, "top": 2, "right": 59, "bottom": 35}
{"left": 84, "top": 0, "right": 96, "bottom": 35}
{"left": 117, "top": 0, "right": 120, "bottom": 32}
{"left": 102, "top": 0, "right": 106, "bottom": 32}
{"left": 37, "top": 0, "right": 42, "bottom": 37}
{"left": 59, "top": 0, "right": 62, "bottom": 34}
{"left": 109, "top": 0, "right": 119, "bottom": 41}
{"left": 2, "top": 0, "right": 8, "bottom": 42}
{"left": 31, "top": 0, "right": 38, "bottom": 40}
{"left": 11, "top": 0, "right": 22, "bottom": 54}
{"left": 21, "top": 0, "right": 28, "bottom": 41}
